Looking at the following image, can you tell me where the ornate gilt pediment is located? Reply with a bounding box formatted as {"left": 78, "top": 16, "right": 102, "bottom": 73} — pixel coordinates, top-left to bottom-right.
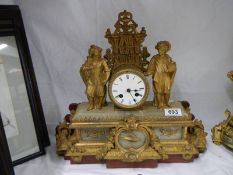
{"left": 104, "top": 10, "right": 150, "bottom": 72}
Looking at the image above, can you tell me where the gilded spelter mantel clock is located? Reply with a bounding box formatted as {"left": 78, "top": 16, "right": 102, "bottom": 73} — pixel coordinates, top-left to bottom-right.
{"left": 56, "top": 10, "right": 207, "bottom": 168}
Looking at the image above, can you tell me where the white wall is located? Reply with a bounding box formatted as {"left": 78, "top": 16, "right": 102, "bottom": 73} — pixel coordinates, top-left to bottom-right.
{"left": 17, "top": 0, "right": 233, "bottom": 132}
{"left": 0, "top": 0, "right": 16, "bottom": 5}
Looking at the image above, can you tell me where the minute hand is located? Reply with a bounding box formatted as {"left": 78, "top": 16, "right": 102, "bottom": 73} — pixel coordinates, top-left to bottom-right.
{"left": 127, "top": 89, "right": 137, "bottom": 104}
{"left": 132, "top": 89, "right": 144, "bottom": 92}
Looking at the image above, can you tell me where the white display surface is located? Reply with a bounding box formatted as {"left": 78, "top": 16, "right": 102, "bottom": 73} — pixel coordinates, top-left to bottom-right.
{"left": 7, "top": 0, "right": 233, "bottom": 174}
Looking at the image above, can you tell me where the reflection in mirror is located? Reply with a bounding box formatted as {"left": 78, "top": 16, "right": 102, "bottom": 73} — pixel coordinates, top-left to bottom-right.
{"left": 0, "top": 36, "right": 39, "bottom": 161}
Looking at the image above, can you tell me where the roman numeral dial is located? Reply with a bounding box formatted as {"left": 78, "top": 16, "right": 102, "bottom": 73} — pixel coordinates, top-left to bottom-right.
{"left": 108, "top": 69, "right": 149, "bottom": 109}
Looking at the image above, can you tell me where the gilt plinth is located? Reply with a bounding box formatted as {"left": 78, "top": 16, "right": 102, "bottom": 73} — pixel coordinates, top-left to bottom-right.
{"left": 56, "top": 101, "right": 206, "bottom": 168}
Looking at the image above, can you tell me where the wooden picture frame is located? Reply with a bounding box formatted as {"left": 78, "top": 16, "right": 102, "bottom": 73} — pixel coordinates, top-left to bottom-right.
{"left": 0, "top": 5, "right": 50, "bottom": 166}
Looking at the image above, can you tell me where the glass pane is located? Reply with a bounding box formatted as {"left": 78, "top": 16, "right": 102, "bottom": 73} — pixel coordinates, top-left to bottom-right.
{"left": 0, "top": 36, "right": 39, "bottom": 161}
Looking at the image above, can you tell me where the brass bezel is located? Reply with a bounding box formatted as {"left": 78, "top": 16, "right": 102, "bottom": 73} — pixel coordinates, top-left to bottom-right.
{"left": 108, "top": 68, "right": 149, "bottom": 109}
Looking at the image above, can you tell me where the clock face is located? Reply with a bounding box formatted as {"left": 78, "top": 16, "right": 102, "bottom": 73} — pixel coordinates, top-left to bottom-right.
{"left": 109, "top": 69, "right": 149, "bottom": 109}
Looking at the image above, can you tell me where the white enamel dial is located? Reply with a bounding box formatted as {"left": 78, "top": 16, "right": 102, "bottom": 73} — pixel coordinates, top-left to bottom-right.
{"left": 109, "top": 69, "right": 149, "bottom": 109}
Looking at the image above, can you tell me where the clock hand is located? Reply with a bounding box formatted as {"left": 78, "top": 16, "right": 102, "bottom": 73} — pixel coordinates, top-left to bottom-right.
{"left": 130, "top": 88, "right": 145, "bottom": 92}
{"left": 127, "top": 89, "right": 137, "bottom": 104}
{"left": 135, "top": 93, "right": 143, "bottom": 97}
{"left": 115, "top": 94, "right": 123, "bottom": 98}
{"left": 132, "top": 89, "right": 139, "bottom": 92}
{"left": 130, "top": 93, "right": 137, "bottom": 104}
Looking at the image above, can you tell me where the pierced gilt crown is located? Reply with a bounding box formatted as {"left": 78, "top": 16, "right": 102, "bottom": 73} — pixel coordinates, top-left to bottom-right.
{"left": 105, "top": 10, "right": 150, "bottom": 72}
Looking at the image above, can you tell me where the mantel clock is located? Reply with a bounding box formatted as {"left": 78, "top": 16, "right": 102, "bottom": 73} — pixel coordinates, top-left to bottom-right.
{"left": 56, "top": 10, "right": 207, "bottom": 168}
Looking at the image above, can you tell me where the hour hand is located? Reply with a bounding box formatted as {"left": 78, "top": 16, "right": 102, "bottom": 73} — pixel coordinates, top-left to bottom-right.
{"left": 135, "top": 93, "right": 143, "bottom": 97}
{"left": 115, "top": 94, "right": 123, "bottom": 98}
{"left": 132, "top": 88, "right": 144, "bottom": 92}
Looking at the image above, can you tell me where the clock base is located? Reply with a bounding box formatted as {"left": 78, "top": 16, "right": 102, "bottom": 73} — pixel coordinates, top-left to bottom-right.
{"left": 64, "top": 154, "right": 197, "bottom": 168}
{"left": 158, "top": 154, "right": 197, "bottom": 163}
{"left": 56, "top": 101, "right": 206, "bottom": 168}
{"left": 68, "top": 156, "right": 158, "bottom": 168}
{"left": 65, "top": 155, "right": 197, "bottom": 168}
{"left": 106, "top": 159, "right": 157, "bottom": 168}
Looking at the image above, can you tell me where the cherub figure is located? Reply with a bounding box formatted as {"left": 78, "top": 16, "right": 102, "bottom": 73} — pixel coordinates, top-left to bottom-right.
{"left": 145, "top": 41, "right": 176, "bottom": 108}
{"left": 80, "top": 45, "right": 110, "bottom": 110}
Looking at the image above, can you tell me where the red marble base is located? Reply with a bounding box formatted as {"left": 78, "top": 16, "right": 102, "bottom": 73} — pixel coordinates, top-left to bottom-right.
{"left": 68, "top": 156, "right": 104, "bottom": 164}
{"left": 64, "top": 154, "right": 199, "bottom": 168}
{"left": 159, "top": 154, "right": 196, "bottom": 163}
{"left": 106, "top": 160, "right": 157, "bottom": 168}
{"left": 64, "top": 156, "right": 70, "bottom": 160}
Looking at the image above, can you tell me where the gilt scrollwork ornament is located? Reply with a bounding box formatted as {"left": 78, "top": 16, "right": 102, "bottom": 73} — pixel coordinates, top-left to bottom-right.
{"left": 212, "top": 110, "right": 233, "bottom": 149}
{"left": 55, "top": 103, "right": 79, "bottom": 154}
{"left": 105, "top": 10, "right": 150, "bottom": 72}
{"left": 189, "top": 119, "right": 207, "bottom": 152}
{"left": 211, "top": 70, "right": 233, "bottom": 150}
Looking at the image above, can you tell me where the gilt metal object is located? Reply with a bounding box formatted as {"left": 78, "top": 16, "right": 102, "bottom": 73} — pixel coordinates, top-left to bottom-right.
{"left": 145, "top": 41, "right": 176, "bottom": 108}
{"left": 56, "top": 101, "right": 206, "bottom": 166}
{"left": 80, "top": 45, "right": 110, "bottom": 110}
{"left": 212, "top": 71, "right": 233, "bottom": 150}
{"left": 56, "top": 10, "right": 207, "bottom": 167}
